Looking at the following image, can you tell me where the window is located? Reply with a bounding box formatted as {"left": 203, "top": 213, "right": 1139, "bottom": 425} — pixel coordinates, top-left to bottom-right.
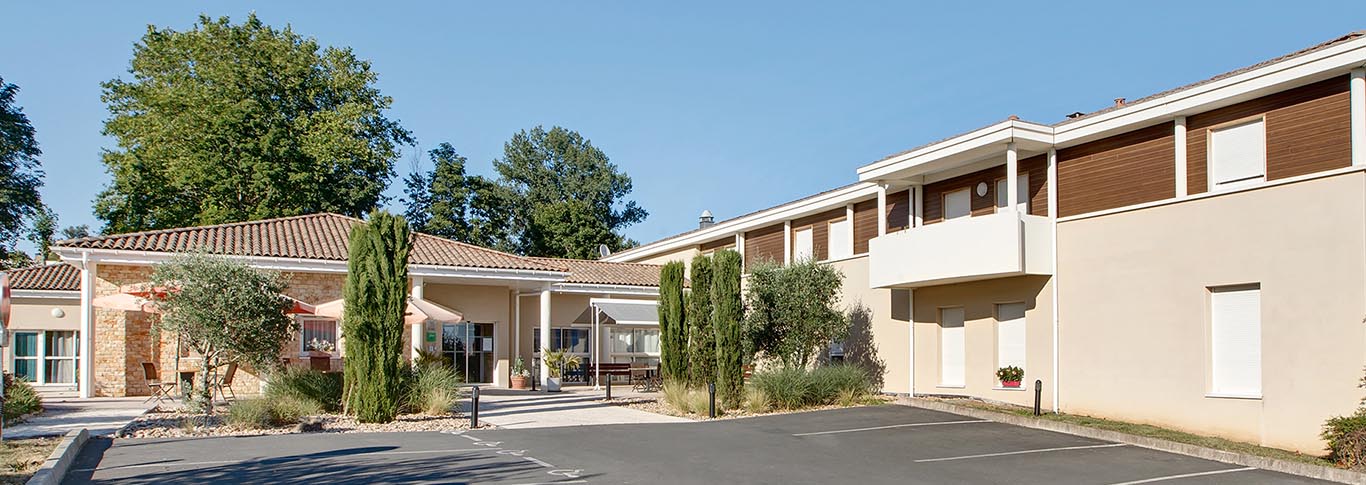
{"left": 1210, "top": 285, "right": 1261, "bottom": 398}
{"left": 827, "top": 218, "right": 851, "bottom": 260}
{"left": 10, "top": 330, "right": 78, "bottom": 385}
{"left": 534, "top": 328, "right": 591, "bottom": 354}
{"left": 939, "top": 307, "right": 966, "bottom": 387}
{"left": 995, "top": 174, "right": 1029, "bottom": 212}
{"left": 1209, "top": 119, "right": 1266, "bottom": 190}
{"left": 793, "top": 226, "right": 814, "bottom": 262}
{"left": 944, "top": 189, "right": 971, "bottom": 220}
{"left": 608, "top": 328, "right": 660, "bottom": 354}
{"left": 300, "top": 317, "right": 339, "bottom": 352}
{"left": 996, "top": 303, "right": 1026, "bottom": 374}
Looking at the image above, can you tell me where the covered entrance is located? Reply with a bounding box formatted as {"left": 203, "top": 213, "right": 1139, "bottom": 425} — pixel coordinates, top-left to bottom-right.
{"left": 573, "top": 298, "right": 661, "bottom": 386}
{"left": 443, "top": 322, "right": 494, "bottom": 384}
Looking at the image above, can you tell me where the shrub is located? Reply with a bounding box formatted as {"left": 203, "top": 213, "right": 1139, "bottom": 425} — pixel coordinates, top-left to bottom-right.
{"left": 227, "top": 394, "right": 322, "bottom": 429}
{"left": 751, "top": 366, "right": 811, "bottom": 410}
{"left": 1324, "top": 409, "right": 1366, "bottom": 467}
{"left": 810, "top": 365, "right": 873, "bottom": 404}
{"left": 267, "top": 368, "right": 344, "bottom": 412}
{"left": 3, "top": 374, "right": 42, "bottom": 421}
{"left": 342, "top": 211, "right": 412, "bottom": 423}
{"left": 662, "top": 379, "right": 713, "bottom": 415}
{"left": 751, "top": 365, "right": 874, "bottom": 409}
{"left": 743, "top": 386, "right": 771, "bottom": 414}
{"left": 712, "top": 249, "right": 745, "bottom": 408}
{"left": 406, "top": 364, "right": 462, "bottom": 415}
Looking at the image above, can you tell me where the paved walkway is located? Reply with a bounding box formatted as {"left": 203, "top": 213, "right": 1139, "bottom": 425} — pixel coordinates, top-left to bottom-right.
{"left": 466, "top": 386, "right": 689, "bottom": 429}
{"left": 6, "top": 397, "right": 156, "bottom": 438}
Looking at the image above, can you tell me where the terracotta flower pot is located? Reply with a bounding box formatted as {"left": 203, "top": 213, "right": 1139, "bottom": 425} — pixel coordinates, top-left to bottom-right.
{"left": 510, "top": 375, "right": 529, "bottom": 390}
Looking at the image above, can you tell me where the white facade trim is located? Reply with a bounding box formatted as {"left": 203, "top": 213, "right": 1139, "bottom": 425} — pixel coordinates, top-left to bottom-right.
{"left": 1175, "top": 117, "right": 1189, "bottom": 197}
{"left": 783, "top": 220, "right": 792, "bottom": 264}
{"left": 551, "top": 283, "right": 659, "bottom": 297}
{"left": 1352, "top": 67, "right": 1365, "bottom": 166}
{"left": 876, "top": 183, "right": 888, "bottom": 237}
{"left": 11, "top": 290, "right": 79, "bottom": 300}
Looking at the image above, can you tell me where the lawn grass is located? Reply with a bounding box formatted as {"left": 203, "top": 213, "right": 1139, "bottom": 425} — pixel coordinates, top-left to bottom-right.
{"left": 0, "top": 437, "right": 60, "bottom": 484}
{"left": 935, "top": 398, "right": 1335, "bottom": 468}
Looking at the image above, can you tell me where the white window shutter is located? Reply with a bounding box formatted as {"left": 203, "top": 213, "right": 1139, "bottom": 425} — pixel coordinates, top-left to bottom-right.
{"left": 944, "top": 189, "right": 971, "bottom": 220}
{"left": 827, "top": 219, "right": 851, "bottom": 260}
{"left": 1210, "top": 287, "right": 1262, "bottom": 397}
{"left": 940, "top": 307, "right": 966, "bottom": 387}
{"left": 1209, "top": 120, "right": 1266, "bottom": 188}
{"left": 793, "top": 227, "right": 814, "bottom": 261}
{"left": 996, "top": 303, "right": 1027, "bottom": 371}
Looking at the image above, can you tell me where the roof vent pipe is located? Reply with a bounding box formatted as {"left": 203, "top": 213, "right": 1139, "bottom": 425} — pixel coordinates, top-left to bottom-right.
{"left": 699, "top": 210, "right": 715, "bottom": 229}
{"left": 1114, "top": 97, "right": 1126, "bottom": 107}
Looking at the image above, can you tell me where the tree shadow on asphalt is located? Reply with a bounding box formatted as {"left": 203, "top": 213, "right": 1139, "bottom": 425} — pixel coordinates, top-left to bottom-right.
{"left": 65, "top": 438, "right": 601, "bottom": 484}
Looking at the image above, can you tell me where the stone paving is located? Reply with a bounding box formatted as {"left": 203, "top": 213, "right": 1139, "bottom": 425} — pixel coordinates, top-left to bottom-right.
{"left": 5, "top": 396, "right": 156, "bottom": 438}
{"left": 466, "top": 386, "right": 689, "bottom": 429}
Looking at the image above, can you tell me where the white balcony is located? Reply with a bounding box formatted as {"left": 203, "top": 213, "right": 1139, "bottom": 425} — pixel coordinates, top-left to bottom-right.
{"left": 868, "top": 211, "right": 1052, "bottom": 288}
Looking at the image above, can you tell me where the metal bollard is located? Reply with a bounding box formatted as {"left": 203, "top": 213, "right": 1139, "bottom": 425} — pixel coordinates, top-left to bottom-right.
{"left": 471, "top": 386, "right": 480, "bottom": 428}
{"left": 1033, "top": 379, "right": 1043, "bottom": 416}
{"left": 606, "top": 374, "right": 613, "bottom": 400}
{"left": 708, "top": 382, "right": 717, "bottom": 419}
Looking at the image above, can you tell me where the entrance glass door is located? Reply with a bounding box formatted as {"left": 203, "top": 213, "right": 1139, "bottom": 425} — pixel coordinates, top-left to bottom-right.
{"left": 442, "top": 323, "right": 494, "bottom": 383}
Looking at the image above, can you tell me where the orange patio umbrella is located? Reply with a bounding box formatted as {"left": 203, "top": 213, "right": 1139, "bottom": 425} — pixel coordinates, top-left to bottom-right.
{"left": 313, "top": 297, "right": 462, "bottom": 325}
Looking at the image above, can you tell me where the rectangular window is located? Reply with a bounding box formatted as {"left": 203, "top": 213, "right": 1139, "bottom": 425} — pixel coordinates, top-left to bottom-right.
{"left": 12, "top": 332, "right": 39, "bottom": 382}
{"left": 793, "top": 226, "right": 814, "bottom": 262}
{"left": 1209, "top": 119, "right": 1266, "bottom": 190}
{"left": 944, "top": 188, "right": 971, "bottom": 220}
{"left": 996, "top": 303, "right": 1026, "bottom": 373}
{"left": 939, "top": 307, "right": 966, "bottom": 387}
{"left": 44, "top": 331, "right": 78, "bottom": 384}
{"left": 300, "top": 318, "right": 339, "bottom": 352}
{"left": 827, "top": 219, "right": 852, "bottom": 260}
{"left": 1210, "top": 285, "right": 1262, "bottom": 397}
{"left": 607, "top": 328, "right": 660, "bottom": 354}
{"left": 995, "top": 173, "right": 1029, "bottom": 212}
{"left": 534, "top": 328, "right": 591, "bottom": 354}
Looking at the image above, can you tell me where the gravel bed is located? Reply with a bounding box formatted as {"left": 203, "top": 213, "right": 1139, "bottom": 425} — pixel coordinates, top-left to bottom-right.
{"left": 117, "top": 408, "right": 489, "bottom": 439}
{"left": 609, "top": 395, "right": 893, "bottom": 421}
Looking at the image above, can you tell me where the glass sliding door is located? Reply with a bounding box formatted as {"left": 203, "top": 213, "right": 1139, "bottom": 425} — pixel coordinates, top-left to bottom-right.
{"left": 442, "top": 323, "right": 494, "bottom": 384}
{"left": 10, "top": 330, "right": 79, "bottom": 385}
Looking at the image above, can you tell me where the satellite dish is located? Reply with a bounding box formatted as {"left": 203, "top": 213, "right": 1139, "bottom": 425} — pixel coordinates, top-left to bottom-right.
{"left": 598, "top": 244, "right": 611, "bottom": 258}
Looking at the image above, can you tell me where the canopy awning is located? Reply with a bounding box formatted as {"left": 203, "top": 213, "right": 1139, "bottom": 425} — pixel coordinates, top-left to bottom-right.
{"left": 573, "top": 299, "right": 658, "bottom": 326}
{"left": 314, "top": 297, "right": 463, "bottom": 325}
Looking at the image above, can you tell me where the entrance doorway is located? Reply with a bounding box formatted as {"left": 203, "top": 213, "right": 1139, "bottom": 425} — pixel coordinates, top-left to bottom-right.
{"left": 442, "top": 323, "right": 494, "bottom": 383}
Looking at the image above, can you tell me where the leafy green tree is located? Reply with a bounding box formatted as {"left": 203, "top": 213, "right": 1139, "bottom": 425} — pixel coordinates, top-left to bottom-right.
{"left": 658, "top": 261, "right": 688, "bottom": 381}
{"left": 402, "top": 143, "right": 518, "bottom": 251}
{"left": 687, "top": 254, "right": 716, "bottom": 387}
{"left": 712, "top": 249, "right": 745, "bottom": 407}
{"left": 95, "top": 14, "right": 412, "bottom": 234}
{"left": 744, "top": 260, "right": 848, "bottom": 368}
{"left": 27, "top": 207, "right": 56, "bottom": 262}
{"left": 60, "top": 225, "right": 92, "bottom": 240}
{"left": 151, "top": 253, "right": 297, "bottom": 413}
{"left": 495, "top": 126, "right": 646, "bottom": 258}
{"left": 342, "top": 211, "right": 411, "bottom": 423}
{"left": 0, "top": 76, "right": 44, "bottom": 260}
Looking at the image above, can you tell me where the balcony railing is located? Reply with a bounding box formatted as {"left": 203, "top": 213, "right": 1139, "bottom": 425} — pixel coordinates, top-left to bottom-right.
{"left": 868, "top": 211, "right": 1052, "bottom": 288}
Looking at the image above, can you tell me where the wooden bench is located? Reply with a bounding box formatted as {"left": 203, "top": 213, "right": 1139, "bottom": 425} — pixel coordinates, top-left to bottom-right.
{"left": 594, "top": 363, "right": 632, "bottom": 386}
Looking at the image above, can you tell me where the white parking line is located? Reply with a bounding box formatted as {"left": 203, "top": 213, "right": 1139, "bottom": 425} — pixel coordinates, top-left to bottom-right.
{"left": 792, "top": 419, "right": 990, "bottom": 436}
{"left": 1105, "top": 467, "right": 1257, "bottom": 484}
{"left": 914, "top": 443, "right": 1128, "bottom": 462}
{"left": 72, "top": 447, "right": 501, "bottom": 472}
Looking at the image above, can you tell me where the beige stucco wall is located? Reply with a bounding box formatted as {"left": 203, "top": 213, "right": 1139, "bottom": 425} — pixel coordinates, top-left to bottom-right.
{"left": 911, "top": 275, "right": 1055, "bottom": 409}
{"left": 3, "top": 296, "right": 82, "bottom": 384}
{"left": 423, "top": 282, "right": 517, "bottom": 385}
{"left": 829, "top": 256, "right": 912, "bottom": 394}
{"left": 631, "top": 247, "right": 700, "bottom": 272}
{"left": 1057, "top": 171, "right": 1366, "bottom": 454}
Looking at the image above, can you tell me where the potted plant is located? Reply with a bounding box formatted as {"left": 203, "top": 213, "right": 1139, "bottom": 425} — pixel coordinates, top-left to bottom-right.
{"left": 542, "top": 348, "right": 581, "bottom": 392}
{"left": 510, "top": 356, "right": 531, "bottom": 390}
{"left": 303, "top": 339, "right": 336, "bottom": 371}
{"left": 996, "top": 366, "right": 1024, "bottom": 388}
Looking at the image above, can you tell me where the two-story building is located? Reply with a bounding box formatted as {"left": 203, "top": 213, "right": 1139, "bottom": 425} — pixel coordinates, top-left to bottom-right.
{"left": 605, "top": 31, "right": 1366, "bottom": 453}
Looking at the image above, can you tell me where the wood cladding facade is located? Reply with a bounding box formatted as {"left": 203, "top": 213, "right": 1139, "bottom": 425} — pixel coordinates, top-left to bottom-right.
{"left": 790, "top": 208, "right": 846, "bottom": 262}
{"left": 887, "top": 190, "right": 911, "bottom": 232}
{"left": 699, "top": 237, "right": 734, "bottom": 252}
{"left": 1057, "top": 123, "right": 1175, "bottom": 217}
{"left": 744, "top": 223, "right": 784, "bottom": 268}
{"left": 853, "top": 199, "right": 879, "bottom": 254}
{"left": 1186, "top": 77, "right": 1351, "bottom": 194}
{"left": 922, "top": 157, "right": 1049, "bottom": 224}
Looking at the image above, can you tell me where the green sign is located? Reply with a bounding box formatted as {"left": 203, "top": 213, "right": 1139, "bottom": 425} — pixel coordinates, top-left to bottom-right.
{"left": 426, "top": 331, "right": 437, "bottom": 342}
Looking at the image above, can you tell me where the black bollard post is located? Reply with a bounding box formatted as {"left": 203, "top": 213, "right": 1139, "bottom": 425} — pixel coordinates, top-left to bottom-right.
{"left": 471, "top": 385, "right": 481, "bottom": 428}
{"left": 606, "top": 374, "right": 613, "bottom": 400}
{"left": 708, "top": 382, "right": 717, "bottom": 419}
{"left": 531, "top": 366, "right": 537, "bottom": 392}
{"left": 1033, "top": 379, "right": 1043, "bottom": 416}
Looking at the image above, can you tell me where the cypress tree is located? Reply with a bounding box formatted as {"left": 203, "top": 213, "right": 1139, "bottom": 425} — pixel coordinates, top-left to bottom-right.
{"left": 712, "top": 249, "right": 745, "bottom": 407}
{"left": 687, "top": 254, "right": 715, "bottom": 387}
{"left": 658, "top": 261, "right": 688, "bottom": 381}
{"left": 342, "top": 211, "right": 412, "bottom": 423}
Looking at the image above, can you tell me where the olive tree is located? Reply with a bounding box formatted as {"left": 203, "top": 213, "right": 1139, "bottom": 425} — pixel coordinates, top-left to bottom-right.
{"left": 743, "top": 259, "right": 848, "bottom": 368}
{"left": 151, "top": 253, "right": 296, "bottom": 413}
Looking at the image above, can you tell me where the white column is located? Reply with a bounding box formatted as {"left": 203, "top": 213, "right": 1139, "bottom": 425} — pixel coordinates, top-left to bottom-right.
{"left": 912, "top": 186, "right": 924, "bottom": 227}
{"left": 410, "top": 277, "right": 424, "bottom": 360}
{"left": 876, "top": 183, "right": 888, "bottom": 236}
{"left": 1174, "top": 117, "right": 1188, "bottom": 197}
{"left": 513, "top": 293, "right": 521, "bottom": 366}
{"left": 1047, "top": 147, "right": 1060, "bottom": 413}
{"left": 907, "top": 288, "right": 915, "bottom": 396}
{"left": 1352, "top": 68, "right": 1365, "bottom": 167}
{"left": 1047, "top": 148, "right": 1058, "bottom": 219}
{"left": 783, "top": 220, "right": 792, "bottom": 265}
{"left": 538, "top": 288, "right": 552, "bottom": 388}
{"left": 845, "top": 204, "right": 855, "bottom": 237}
{"left": 78, "top": 256, "right": 96, "bottom": 399}
{"left": 1005, "top": 142, "right": 1019, "bottom": 213}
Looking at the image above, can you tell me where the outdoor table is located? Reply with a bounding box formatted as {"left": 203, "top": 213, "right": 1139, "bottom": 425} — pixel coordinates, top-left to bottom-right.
{"left": 628, "top": 367, "right": 662, "bottom": 392}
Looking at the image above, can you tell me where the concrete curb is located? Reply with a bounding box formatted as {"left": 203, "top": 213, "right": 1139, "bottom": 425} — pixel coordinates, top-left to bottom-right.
{"left": 900, "top": 398, "right": 1366, "bottom": 485}
{"left": 25, "top": 428, "right": 89, "bottom": 485}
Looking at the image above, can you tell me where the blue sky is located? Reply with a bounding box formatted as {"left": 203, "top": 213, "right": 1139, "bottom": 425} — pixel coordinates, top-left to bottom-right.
{"left": 4, "top": 2, "right": 1364, "bottom": 253}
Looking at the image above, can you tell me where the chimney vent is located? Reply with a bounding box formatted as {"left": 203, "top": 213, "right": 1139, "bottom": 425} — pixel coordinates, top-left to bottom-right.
{"left": 699, "top": 210, "right": 715, "bottom": 229}
{"left": 1114, "top": 97, "right": 1126, "bottom": 107}
{"left": 1066, "top": 111, "right": 1085, "bottom": 119}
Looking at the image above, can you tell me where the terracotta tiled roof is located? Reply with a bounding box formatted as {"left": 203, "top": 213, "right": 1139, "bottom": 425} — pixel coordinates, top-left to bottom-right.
{"left": 3, "top": 263, "right": 80, "bottom": 291}
{"left": 529, "top": 257, "right": 666, "bottom": 287}
{"left": 54, "top": 213, "right": 564, "bottom": 273}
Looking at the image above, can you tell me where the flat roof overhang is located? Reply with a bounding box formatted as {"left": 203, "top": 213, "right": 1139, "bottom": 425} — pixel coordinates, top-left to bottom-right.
{"left": 858, "top": 120, "right": 1055, "bottom": 182}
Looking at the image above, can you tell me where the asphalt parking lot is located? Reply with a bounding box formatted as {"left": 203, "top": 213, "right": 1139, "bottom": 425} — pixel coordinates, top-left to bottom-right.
{"left": 66, "top": 405, "right": 1332, "bottom": 484}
